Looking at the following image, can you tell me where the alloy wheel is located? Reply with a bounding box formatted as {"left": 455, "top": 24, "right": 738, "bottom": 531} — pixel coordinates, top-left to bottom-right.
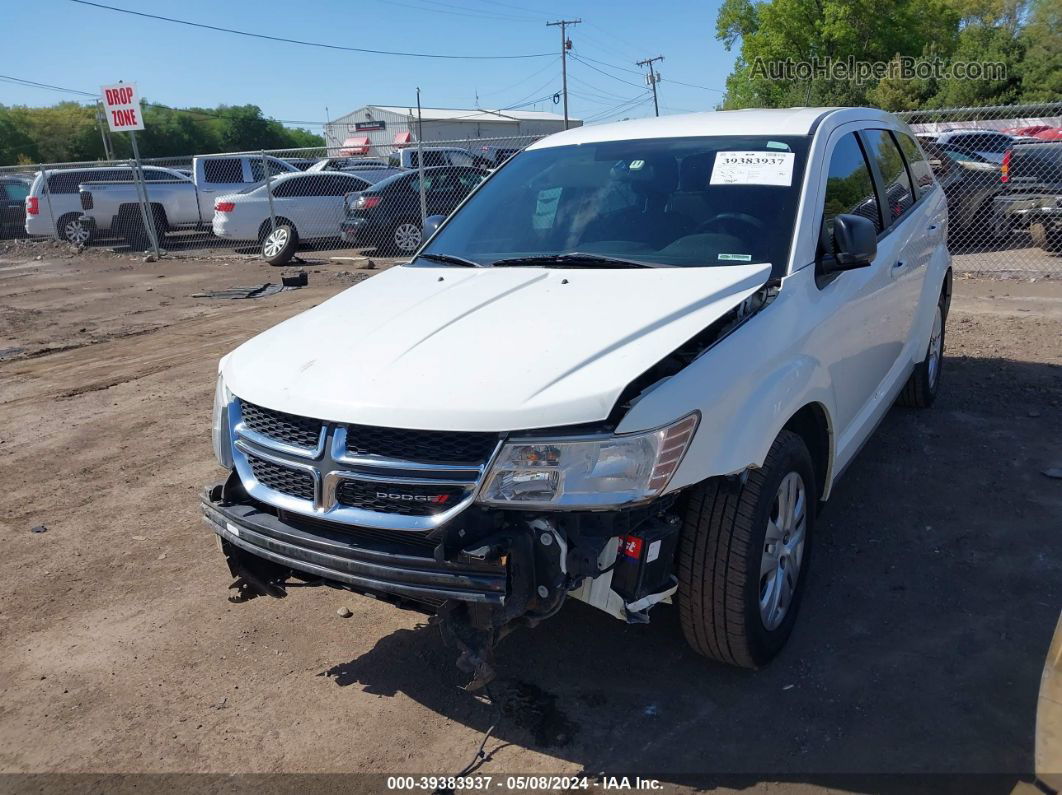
{"left": 394, "top": 222, "right": 421, "bottom": 252}
{"left": 63, "top": 220, "right": 91, "bottom": 245}
{"left": 759, "top": 471, "right": 807, "bottom": 631}
{"left": 927, "top": 305, "right": 943, "bottom": 388}
{"left": 262, "top": 228, "right": 289, "bottom": 258}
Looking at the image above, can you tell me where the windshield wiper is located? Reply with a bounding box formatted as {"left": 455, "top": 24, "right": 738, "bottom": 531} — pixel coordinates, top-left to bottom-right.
{"left": 416, "top": 252, "right": 481, "bottom": 267}
{"left": 490, "top": 252, "right": 660, "bottom": 269}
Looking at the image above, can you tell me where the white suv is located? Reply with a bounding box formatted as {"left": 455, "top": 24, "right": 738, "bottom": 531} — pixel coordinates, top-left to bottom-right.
{"left": 203, "top": 107, "right": 949, "bottom": 686}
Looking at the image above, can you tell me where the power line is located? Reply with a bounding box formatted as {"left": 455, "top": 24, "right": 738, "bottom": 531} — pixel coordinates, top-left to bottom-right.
{"left": 569, "top": 52, "right": 643, "bottom": 75}
{"left": 666, "top": 77, "right": 726, "bottom": 94}
{"left": 568, "top": 54, "right": 646, "bottom": 90}
{"left": 584, "top": 93, "right": 653, "bottom": 122}
{"left": 65, "top": 0, "right": 553, "bottom": 59}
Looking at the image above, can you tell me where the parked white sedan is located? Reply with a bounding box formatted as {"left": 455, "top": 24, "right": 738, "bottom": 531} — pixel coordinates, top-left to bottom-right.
{"left": 213, "top": 172, "right": 375, "bottom": 264}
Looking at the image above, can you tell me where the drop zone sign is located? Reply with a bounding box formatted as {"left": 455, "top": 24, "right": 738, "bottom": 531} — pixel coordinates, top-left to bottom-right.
{"left": 101, "top": 83, "right": 145, "bottom": 132}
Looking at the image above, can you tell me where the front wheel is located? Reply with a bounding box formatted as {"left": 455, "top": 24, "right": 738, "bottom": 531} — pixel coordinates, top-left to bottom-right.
{"left": 677, "top": 429, "right": 816, "bottom": 669}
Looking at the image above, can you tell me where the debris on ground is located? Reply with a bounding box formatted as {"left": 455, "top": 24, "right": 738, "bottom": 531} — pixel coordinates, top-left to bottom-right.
{"left": 336, "top": 607, "right": 353, "bottom": 618}
{"left": 30, "top": 525, "right": 47, "bottom": 534}
{"left": 281, "top": 270, "right": 308, "bottom": 288}
{"left": 191, "top": 283, "right": 291, "bottom": 300}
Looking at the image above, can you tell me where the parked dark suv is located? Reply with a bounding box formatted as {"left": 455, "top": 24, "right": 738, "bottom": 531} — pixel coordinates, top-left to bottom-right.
{"left": 0, "top": 176, "right": 32, "bottom": 239}
{"left": 339, "top": 166, "right": 488, "bottom": 254}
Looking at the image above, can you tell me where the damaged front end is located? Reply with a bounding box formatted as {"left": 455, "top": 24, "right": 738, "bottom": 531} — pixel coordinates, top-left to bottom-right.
{"left": 201, "top": 468, "right": 683, "bottom": 690}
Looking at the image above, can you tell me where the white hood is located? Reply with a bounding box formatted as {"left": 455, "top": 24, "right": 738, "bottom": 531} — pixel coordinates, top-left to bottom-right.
{"left": 224, "top": 262, "right": 772, "bottom": 431}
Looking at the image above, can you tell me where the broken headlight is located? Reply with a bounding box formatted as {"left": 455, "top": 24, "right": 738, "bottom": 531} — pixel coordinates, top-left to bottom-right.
{"left": 212, "top": 371, "right": 233, "bottom": 470}
{"left": 478, "top": 413, "right": 698, "bottom": 509}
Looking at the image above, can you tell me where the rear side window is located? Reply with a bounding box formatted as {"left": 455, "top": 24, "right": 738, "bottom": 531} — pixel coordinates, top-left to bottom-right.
{"left": 821, "top": 132, "right": 882, "bottom": 244}
{"left": 203, "top": 159, "right": 244, "bottom": 183}
{"left": 896, "top": 133, "right": 934, "bottom": 198}
{"left": 863, "top": 130, "right": 915, "bottom": 223}
{"left": 249, "top": 158, "right": 291, "bottom": 181}
{"left": 3, "top": 181, "right": 30, "bottom": 201}
{"left": 447, "top": 150, "right": 475, "bottom": 167}
{"left": 388, "top": 153, "right": 402, "bottom": 168}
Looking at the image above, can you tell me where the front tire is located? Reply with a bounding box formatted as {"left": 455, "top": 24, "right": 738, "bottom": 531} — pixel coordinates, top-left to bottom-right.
{"left": 388, "top": 219, "right": 422, "bottom": 255}
{"left": 677, "top": 430, "right": 815, "bottom": 669}
{"left": 1030, "top": 221, "right": 1062, "bottom": 253}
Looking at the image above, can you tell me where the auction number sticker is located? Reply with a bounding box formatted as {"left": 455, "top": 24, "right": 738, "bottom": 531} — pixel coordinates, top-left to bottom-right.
{"left": 710, "top": 151, "right": 795, "bottom": 186}
{"left": 386, "top": 775, "right": 591, "bottom": 790}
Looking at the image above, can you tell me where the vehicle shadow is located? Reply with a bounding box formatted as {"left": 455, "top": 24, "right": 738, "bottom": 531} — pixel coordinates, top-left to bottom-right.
{"left": 320, "top": 354, "right": 1061, "bottom": 786}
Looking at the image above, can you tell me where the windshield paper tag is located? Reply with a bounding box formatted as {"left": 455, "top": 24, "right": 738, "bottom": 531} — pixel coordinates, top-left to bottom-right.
{"left": 719, "top": 253, "right": 752, "bottom": 262}
{"left": 710, "top": 151, "right": 795, "bottom": 186}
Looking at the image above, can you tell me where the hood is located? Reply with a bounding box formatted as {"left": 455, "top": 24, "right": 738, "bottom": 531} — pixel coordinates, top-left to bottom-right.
{"left": 224, "top": 262, "right": 772, "bottom": 432}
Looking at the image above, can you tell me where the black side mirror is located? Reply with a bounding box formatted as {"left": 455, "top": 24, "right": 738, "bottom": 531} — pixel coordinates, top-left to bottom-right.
{"left": 423, "top": 214, "right": 446, "bottom": 237}
{"left": 822, "top": 213, "right": 877, "bottom": 274}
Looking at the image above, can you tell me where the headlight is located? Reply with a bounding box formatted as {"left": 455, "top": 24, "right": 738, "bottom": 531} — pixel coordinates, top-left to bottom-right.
{"left": 212, "top": 373, "right": 233, "bottom": 469}
{"left": 478, "top": 413, "right": 698, "bottom": 509}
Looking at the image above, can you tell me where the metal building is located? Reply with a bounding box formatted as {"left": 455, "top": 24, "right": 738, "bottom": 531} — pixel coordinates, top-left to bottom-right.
{"left": 323, "top": 105, "right": 580, "bottom": 155}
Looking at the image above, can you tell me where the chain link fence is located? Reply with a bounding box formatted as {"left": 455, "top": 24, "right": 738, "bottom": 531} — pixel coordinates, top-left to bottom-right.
{"left": 0, "top": 134, "right": 544, "bottom": 263}
{"left": 2, "top": 102, "right": 1061, "bottom": 273}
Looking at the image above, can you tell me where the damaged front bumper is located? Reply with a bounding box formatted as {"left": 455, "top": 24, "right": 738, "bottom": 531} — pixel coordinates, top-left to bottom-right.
{"left": 202, "top": 473, "right": 681, "bottom": 686}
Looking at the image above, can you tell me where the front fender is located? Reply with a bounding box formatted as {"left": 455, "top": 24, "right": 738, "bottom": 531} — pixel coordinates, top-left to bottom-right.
{"left": 616, "top": 299, "right": 836, "bottom": 495}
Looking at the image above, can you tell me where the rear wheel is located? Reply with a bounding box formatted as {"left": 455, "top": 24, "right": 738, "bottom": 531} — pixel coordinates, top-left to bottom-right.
{"left": 898, "top": 294, "right": 945, "bottom": 408}
{"left": 677, "top": 430, "right": 815, "bottom": 668}
{"left": 389, "top": 219, "right": 422, "bottom": 255}
{"left": 58, "top": 213, "right": 93, "bottom": 245}
{"left": 1030, "top": 221, "right": 1062, "bottom": 253}
{"left": 261, "top": 222, "right": 298, "bottom": 265}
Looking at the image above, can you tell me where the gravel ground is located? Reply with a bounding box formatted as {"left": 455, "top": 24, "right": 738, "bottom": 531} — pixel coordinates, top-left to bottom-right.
{"left": 0, "top": 239, "right": 1060, "bottom": 791}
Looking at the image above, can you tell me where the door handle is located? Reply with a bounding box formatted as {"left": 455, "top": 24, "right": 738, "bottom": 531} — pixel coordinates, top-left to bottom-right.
{"left": 927, "top": 224, "right": 938, "bottom": 231}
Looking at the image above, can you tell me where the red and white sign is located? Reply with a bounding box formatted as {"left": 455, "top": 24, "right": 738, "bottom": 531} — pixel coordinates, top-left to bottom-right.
{"left": 101, "top": 83, "right": 145, "bottom": 132}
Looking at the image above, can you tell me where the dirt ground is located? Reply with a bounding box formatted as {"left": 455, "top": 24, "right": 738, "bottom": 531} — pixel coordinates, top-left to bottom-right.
{"left": 0, "top": 239, "right": 1060, "bottom": 791}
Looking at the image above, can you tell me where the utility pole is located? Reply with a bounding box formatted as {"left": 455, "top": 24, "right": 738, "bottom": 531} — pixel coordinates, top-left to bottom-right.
{"left": 637, "top": 55, "right": 664, "bottom": 117}
{"left": 546, "top": 18, "right": 580, "bottom": 129}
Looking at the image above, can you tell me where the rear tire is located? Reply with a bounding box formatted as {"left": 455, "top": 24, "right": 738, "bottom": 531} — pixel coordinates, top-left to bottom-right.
{"left": 58, "top": 213, "right": 93, "bottom": 246}
{"left": 1030, "top": 222, "right": 1062, "bottom": 253}
{"left": 123, "top": 206, "right": 166, "bottom": 252}
{"left": 387, "top": 219, "right": 422, "bottom": 256}
{"left": 677, "top": 430, "right": 816, "bottom": 669}
{"left": 261, "top": 222, "right": 298, "bottom": 265}
{"left": 897, "top": 293, "right": 946, "bottom": 408}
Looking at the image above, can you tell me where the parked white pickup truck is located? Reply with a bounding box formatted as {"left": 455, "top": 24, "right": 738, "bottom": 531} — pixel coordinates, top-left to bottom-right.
{"left": 202, "top": 107, "right": 950, "bottom": 687}
{"left": 78, "top": 154, "right": 297, "bottom": 248}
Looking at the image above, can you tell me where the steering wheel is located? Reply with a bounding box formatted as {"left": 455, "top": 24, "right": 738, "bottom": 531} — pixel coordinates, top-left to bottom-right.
{"left": 696, "top": 212, "right": 767, "bottom": 238}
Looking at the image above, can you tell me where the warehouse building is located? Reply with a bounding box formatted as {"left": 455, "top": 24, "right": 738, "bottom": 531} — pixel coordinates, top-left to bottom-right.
{"left": 323, "top": 104, "right": 580, "bottom": 155}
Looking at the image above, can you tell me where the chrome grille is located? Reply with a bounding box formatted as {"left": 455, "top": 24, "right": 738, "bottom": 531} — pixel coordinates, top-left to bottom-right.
{"left": 229, "top": 398, "right": 501, "bottom": 531}
{"left": 343, "top": 425, "right": 498, "bottom": 465}
{"left": 246, "top": 453, "right": 315, "bottom": 501}
{"left": 240, "top": 401, "right": 323, "bottom": 451}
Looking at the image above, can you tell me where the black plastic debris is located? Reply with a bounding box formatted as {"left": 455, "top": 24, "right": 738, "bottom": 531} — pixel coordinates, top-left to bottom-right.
{"left": 31, "top": 525, "right": 47, "bottom": 534}
{"left": 192, "top": 283, "right": 292, "bottom": 300}
{"left": 282, "top": 270, "right": 308, "bottom": 288}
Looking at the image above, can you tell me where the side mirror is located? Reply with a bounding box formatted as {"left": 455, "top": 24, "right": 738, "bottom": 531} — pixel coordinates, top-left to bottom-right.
{"left": 822, "top": 213, "right": 877, "bottom": 274}
{"left": 423, "top": 214, "right": 446, "bottom": 237}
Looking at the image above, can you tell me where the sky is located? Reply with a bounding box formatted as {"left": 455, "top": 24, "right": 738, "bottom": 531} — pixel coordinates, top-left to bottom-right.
{"left": 1, "top": 0, "right": 738, "bottom": 130}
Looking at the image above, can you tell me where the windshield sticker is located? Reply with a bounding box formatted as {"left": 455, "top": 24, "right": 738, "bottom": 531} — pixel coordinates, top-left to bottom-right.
{"left": 718, "top": 253, "right": 753, "bottom": 262}
{"left": 533, "top": 186, "right": 562, "bottom": 230}
{"left": 710, "top": 151, "right": 796, "bottom": 186}
{"left": 766, "top": 140, "right": 790, "bottom": 150}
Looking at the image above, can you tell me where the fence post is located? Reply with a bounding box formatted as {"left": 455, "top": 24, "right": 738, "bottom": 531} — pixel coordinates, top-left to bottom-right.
{"left": 128, "top": 130, "right": 161, "bottom": 260}
{"left": 261, "top": 151, "right": 277, "bottom": 236}
{"left": 40, "top": 166, "right": 58, "bottom": 241}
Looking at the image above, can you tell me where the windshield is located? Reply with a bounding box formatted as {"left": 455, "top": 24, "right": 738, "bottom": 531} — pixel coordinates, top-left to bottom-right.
{"left": 418, "top": 135, "right": 809, "bottom": 274}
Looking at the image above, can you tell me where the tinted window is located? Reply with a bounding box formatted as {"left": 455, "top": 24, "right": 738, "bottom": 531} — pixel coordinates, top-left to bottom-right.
{"left": 144, "top": 169, "right": 183, "bottom": 181}
{"left": 4, "top": 181, "right": 31, "bottom": 201}
{"left": 46, "top": 168, "right": 130, "bottom": 193}
{"left": 821, "top": 133, "right": 882, "bottom": 247}
{"left": 203, "top": 159, "right": 243, "bottom": 183}
{"left": 446, "top": 150, "right": 475, "bottom": 167}
{"left": 249, "top": 158, "right": 291, "bottom": 182}
{"left": 863, "top": 130, "right": 915, "bottom": 223}
{"left": 896, "top": 132, "right": 934, "bottom": 197}
{"left": 420, "top": 135, "right": 810, "bottom": 274}
{"left": 388, "top": 153, "right": 402, "bottom": 168}
{"left": 272, "top": 178, "right": 306, "bottom": 198}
